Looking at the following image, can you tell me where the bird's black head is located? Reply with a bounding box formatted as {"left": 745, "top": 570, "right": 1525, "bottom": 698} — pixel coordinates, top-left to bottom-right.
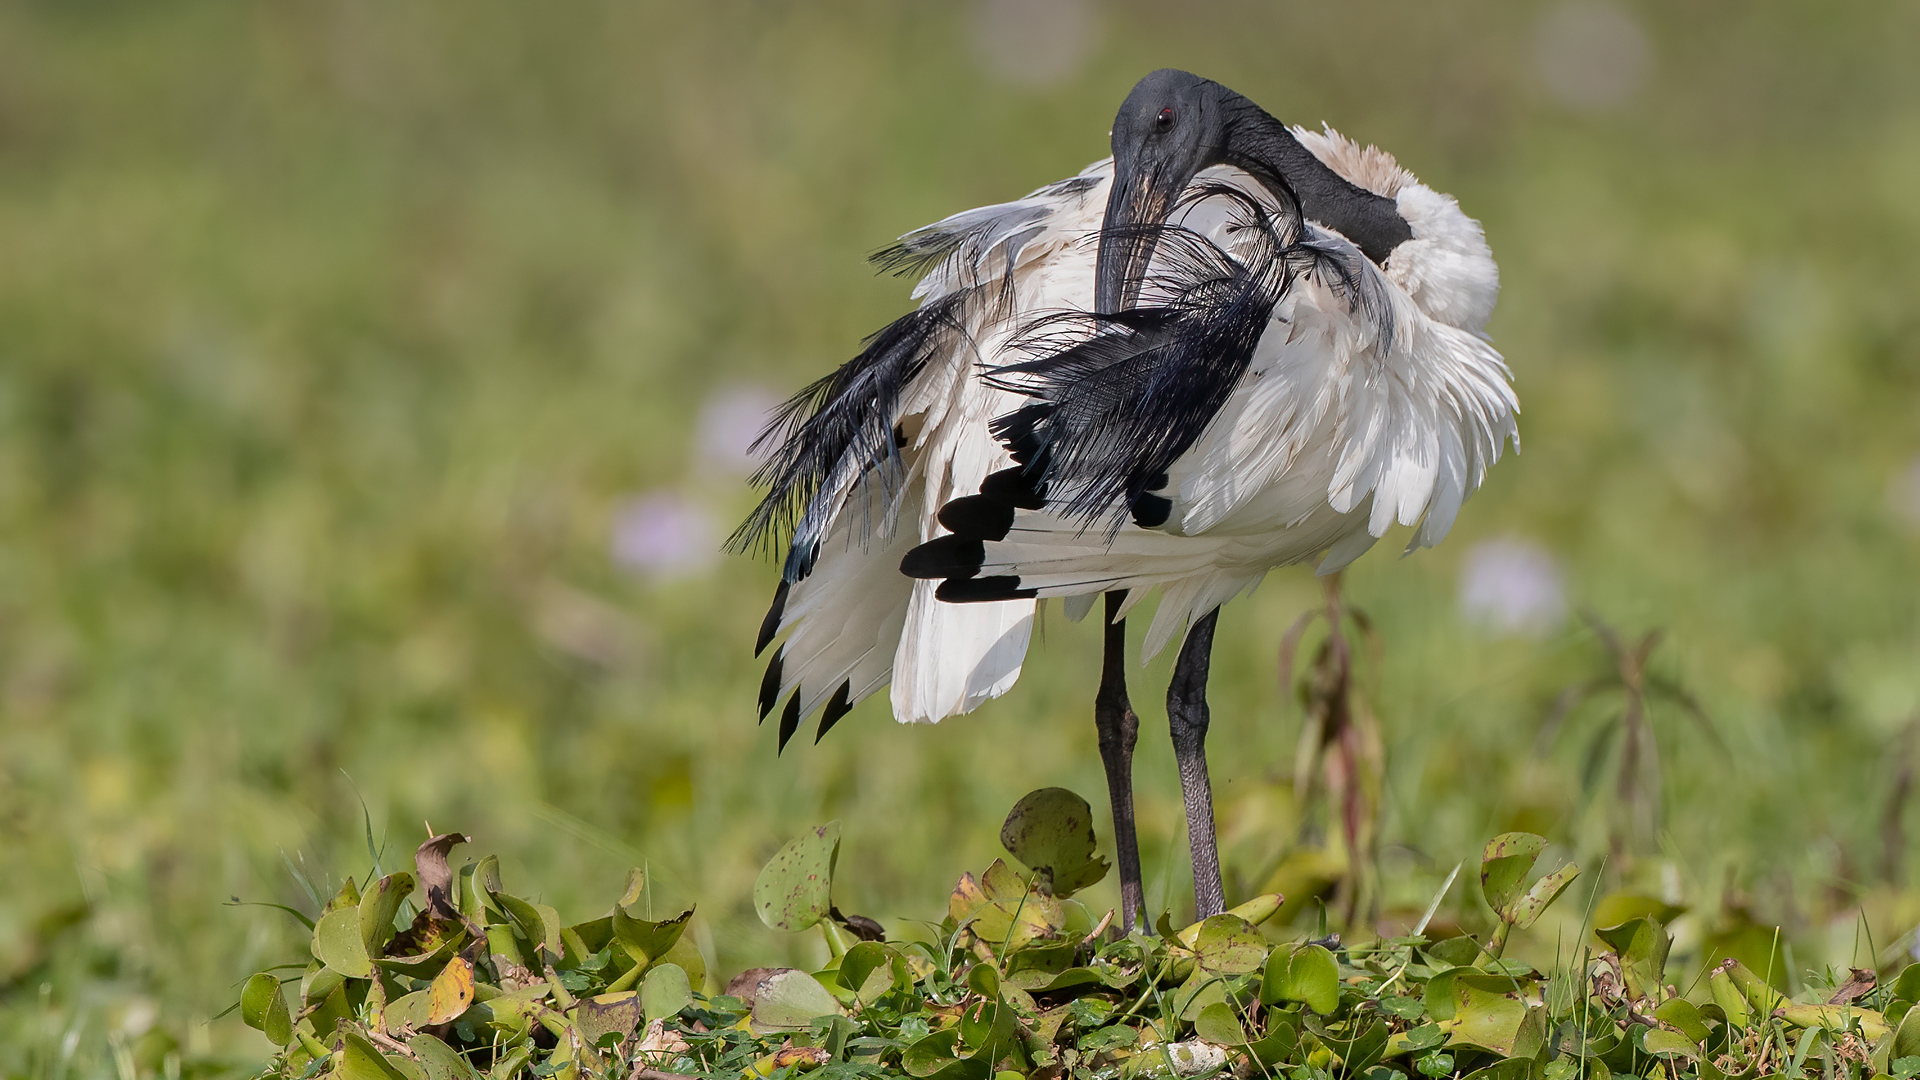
{"left": 1097, "top": 69, "right": 1410, "bottom": 315}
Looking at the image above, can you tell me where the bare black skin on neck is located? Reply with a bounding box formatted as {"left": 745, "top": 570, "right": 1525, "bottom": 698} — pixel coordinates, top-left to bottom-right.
{"left": 1096, "top": 68, "right": 1411, "bottom": 315}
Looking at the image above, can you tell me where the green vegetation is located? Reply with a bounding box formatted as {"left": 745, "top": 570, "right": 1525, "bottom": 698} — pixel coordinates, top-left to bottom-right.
{"left": 1, "top": 2, "right": 1918, "bottom": 1078}
{"left": 238, "top": 797, "right": 1920, "bottom": 1080}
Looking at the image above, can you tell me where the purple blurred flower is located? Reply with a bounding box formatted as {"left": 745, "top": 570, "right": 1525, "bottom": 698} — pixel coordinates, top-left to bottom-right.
{"left": 611, "top": 493, "right": 718, "bottom": 579}
{"left": 696, "top": 383, "right": 781, "bottom": 477}
{"left": 1460, "top": 538, "right": 1566, "bottom": 637}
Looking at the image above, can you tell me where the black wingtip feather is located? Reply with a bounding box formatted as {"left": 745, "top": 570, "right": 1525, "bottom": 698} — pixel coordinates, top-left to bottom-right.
{"left": 777, "top": 693, "right": 802, "bottom": 753}
{"left": 980, "top": 466, "right": 1048, "bottom": 510}
{"left": 816, "top": 681, "right": 854, "bottom": 743}
{"left": 1131, "top": 493, "right": 1172, "bottom": 528}
{"left": 758, "top": 648, "right": 784, "bottom": 721}
{"left": 936, "top": 576, "right": 1037, "bottom": 603}
{"left": 936, "top": 496, "right": 1015, "bottom": 541}
{"left": 755, "top": 580, "right": 791, "bottom": 657}
{"left": 901, "top": 535, "right": 985, "bottom": 580}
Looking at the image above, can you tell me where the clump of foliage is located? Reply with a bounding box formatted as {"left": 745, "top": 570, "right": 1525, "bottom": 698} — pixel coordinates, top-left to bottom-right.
{"left": 243, "top": 793, "right": 1920, "bottom": 1080}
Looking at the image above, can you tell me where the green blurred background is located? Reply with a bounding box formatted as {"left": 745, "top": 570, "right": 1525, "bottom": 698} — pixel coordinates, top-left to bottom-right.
{"left": 2, "top": 0, "right": 1919, "bottom": 1073}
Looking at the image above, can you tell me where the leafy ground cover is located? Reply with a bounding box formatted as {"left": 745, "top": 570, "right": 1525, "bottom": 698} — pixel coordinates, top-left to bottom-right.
{"left": 241, "top": 791, "right": 1920, "bottom": 1080}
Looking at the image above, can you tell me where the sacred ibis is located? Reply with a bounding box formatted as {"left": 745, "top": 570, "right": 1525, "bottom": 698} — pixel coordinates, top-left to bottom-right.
{"left": 735, "top": 69, "right": 1517, "bottom": 927}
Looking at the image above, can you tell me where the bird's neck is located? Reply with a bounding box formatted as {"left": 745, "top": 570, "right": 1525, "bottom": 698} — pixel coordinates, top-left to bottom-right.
{"left": 1220, "top": 101, "right": 1411, "bottom": 266}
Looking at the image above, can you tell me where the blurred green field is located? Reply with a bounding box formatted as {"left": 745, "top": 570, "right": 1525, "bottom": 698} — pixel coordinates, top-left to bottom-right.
{"left": 2, "top": 1, "right": 1919, "bottom": 1074}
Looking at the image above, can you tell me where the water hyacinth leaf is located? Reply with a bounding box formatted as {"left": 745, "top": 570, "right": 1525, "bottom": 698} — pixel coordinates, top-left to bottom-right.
{"left": 1448, "top": 975, "right": 1546, "bottom": 1058}
{"left": 313, "top": 906, "right": 375, "bottom": 978}
{"left": 385, "top": 989, "right": 431, "bottom": 1032}
{"left": 1193, "top": 1001, "right": 1248, "bottom": 1045}
{"left": 949, "top": 872, "right": 987, "bottom": 924}
{"left": 753, "top": 822, "right": 840, "bottom": 932}
{"left": 1176, "top": 970, "right": 1231, "bottom": 1022}
{"left": 1262, "top": 943, "right": 1339, "bottom": 1014}
{"left": 1595, "top": 917, "right": 1669, "bottom": 1001}
{"left": 840, "top": 941, "right": 901, "bottom": 1003}
{"left": 1642, "top": 1028, "right": 1700, "bottom": 1059}
{"left": 339, "top": 1032, "right": 411, "bottom": 1080}
{"left": 660, "top": 931, "right": 708, "bottom": 993}
{"left": 998, "top": 787, "right": 1110, "bottom": 898}
{"left": 1897, "top": 965, "right": 1920, "bottom": 1004}
{"left": 1320, "top": 1014, "right": 1392, "bottom": 1071}
{"left": 1246, "top": 1018, "right": 1298, "bottom": 1066}
{"left": 1426, "top": 937, "right": 1483, "bottom": 968}
{"left": 1423, "top": 966, "right": 1476, "bottom": 1021}
{"left": 903, "top": 1029, "right": 963, "bottom": 1076}
{"left": 408, "top": 1034, "right": 481, "bottom": 1080}
{"left": 1458, "top": 1060, "right": 1542, "bottom": 1080}
{"left": 1193, "top": 913, "right": 1268, "bottom": 974}
{"left": 493, "top": 892, "right": 561, "bottom": 960}
{"left": 1505, "top": 862, "right": 1580, "bottom": 929}
{"left": 574, "top": 991, "right": 641, "bottom": 1047}
{"left": 1480, "top": 833, "right": 1548, "bottom": 915}
{"left": 750, "top": 969, "right": 846, "bottom": 1031}
{"left": 642, "top": 961, "right": 693, "bottom": 1023}
{"left": 960, "top": 995, "right": 1019, "bottom": 1059}
{"left": 1893, "top": 1006, "right": 1920, "bottom": 1060}
{"left": 1654, "top": 998, "right": 1710, "bottom": 1043}
{"left": 427, "top": 955, "right": 475, "bottom": 1025}
{"left": 324, "top": 876, "right": 363, "bottom": 915}
{"left": 359, "top": 872, "right": 416, "bottom": 954}
{"left": 612, "top": 905, "right": 692, "bottom": 967}
{"left": 240, "top": 972, "right": 293, "bottom": 1045}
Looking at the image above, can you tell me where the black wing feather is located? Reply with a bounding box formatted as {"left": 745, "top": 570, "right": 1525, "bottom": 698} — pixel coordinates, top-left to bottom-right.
{"left": 985, "top": 183, "right": 1377, "bottom": 535}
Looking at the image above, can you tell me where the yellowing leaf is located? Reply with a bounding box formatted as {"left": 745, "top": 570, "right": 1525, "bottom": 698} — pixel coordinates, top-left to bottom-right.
{"left": 427, "top": 954, "right": 475, "bottom": 1025}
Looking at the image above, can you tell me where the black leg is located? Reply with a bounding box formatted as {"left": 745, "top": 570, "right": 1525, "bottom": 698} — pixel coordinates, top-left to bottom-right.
{"left": 1094, "top": 591, "right": 1144, "bottom": 933}
{"left": 1168, "top": 608, "right": 1224, "bottom": 919}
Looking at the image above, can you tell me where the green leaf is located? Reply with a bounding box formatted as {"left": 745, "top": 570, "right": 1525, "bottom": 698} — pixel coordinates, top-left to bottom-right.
{"left": 1194, "top": 1001, "right": 1248, "bottom": 1045}
{"left": 840, "top": 941, "right": 907, "bottom": 1003}
{"left": 1447, "top": 974, "right": 1546, "bottom": 1059}
{"left": 338, "top": 1032, "right": 411, "bottom": 1080}
{"left": 313, "top": 906, "right": 375, "bottom": 978}
{"left": 753, "top": 822, "right": 841, "bottom": 932}
{"left": 1654, "top": 998, "right": 1711, "bottom": 1043}
{"left": 1423, "top": 966, "right": 1474, "bottom": 1021}
{"left": 750, "top": 969, "right": 846, "bottom": 1031}
{"left": 239, "top": 972, "right": 292, "bottom": 1045}
{"left": 641, "top": 961, "right": 692, "bottom": 1023}
{"left": 1480, "top": 833, "right": 1548, "bottom": 915}
{"left": 1595, "top": 916, "right": 1670, "bottom": 1001}
{"left": 998, "top": 787, "right": 1110, "bottom": 898}
{"left": 1193, "top": 914, "right": 1269, "bottom": 975}
{"left": 1897, "top": 964, "right": 1920, "bottom": 1004}
{"left": 574, "top": 991, "right": 642, "bottom": 1048}
{"left": 1262, "top": 942, "right": 1339, "bottom": 1014}
{"left": 1894, "top": 1004, "right": 1920, "bottom": 1061}
{"left": 1459, "top": 1059, "right": 1543, "bottom": 1080}
{"left": 1504, "top": 862, "right": 1580, "bottom": 929}
{"left": 385, "top": 989, "right": 432, "bottom": 1032}
{"left": 358, "top": 871, "right": 416, "bottom": 955}
{"left": 1642, "top": 1028, "right": 1700, "bottom": 1059}
{"left": 490, "top": 892, "right": 561, "bottom": 962}
{"left": 408, "top": 1034, "right": 481, "bottom": 1080}
{"left": 903, "top": 1029, "right": 963, "bottom": 1076}
{"left": 611, "top": 905, "right": 692, "bottom": 968}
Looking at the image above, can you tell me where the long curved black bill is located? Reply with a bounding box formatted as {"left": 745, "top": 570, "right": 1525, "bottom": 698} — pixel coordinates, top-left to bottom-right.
{"left": 1095, "top": 161, "right": 1182, "bottom": 316}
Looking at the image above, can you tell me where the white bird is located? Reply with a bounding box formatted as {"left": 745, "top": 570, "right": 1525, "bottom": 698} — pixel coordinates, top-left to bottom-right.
{"left": 736, "top": 69, "right": 1517, "bottom": 927}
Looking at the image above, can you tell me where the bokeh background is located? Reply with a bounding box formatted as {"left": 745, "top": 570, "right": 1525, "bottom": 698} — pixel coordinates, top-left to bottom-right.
{"left": 3, "top": 0, "right": 1919, "bottom": 1073}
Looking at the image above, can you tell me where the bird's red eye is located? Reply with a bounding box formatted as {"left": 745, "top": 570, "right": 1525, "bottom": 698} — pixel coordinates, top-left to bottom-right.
{"left": 1156, "top": 107, "right": 1176, "bottom": 130}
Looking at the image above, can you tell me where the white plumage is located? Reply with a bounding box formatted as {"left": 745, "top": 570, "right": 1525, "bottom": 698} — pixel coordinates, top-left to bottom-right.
{"left": 747, "top": 128, "right": 1516, "bottom": 740}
